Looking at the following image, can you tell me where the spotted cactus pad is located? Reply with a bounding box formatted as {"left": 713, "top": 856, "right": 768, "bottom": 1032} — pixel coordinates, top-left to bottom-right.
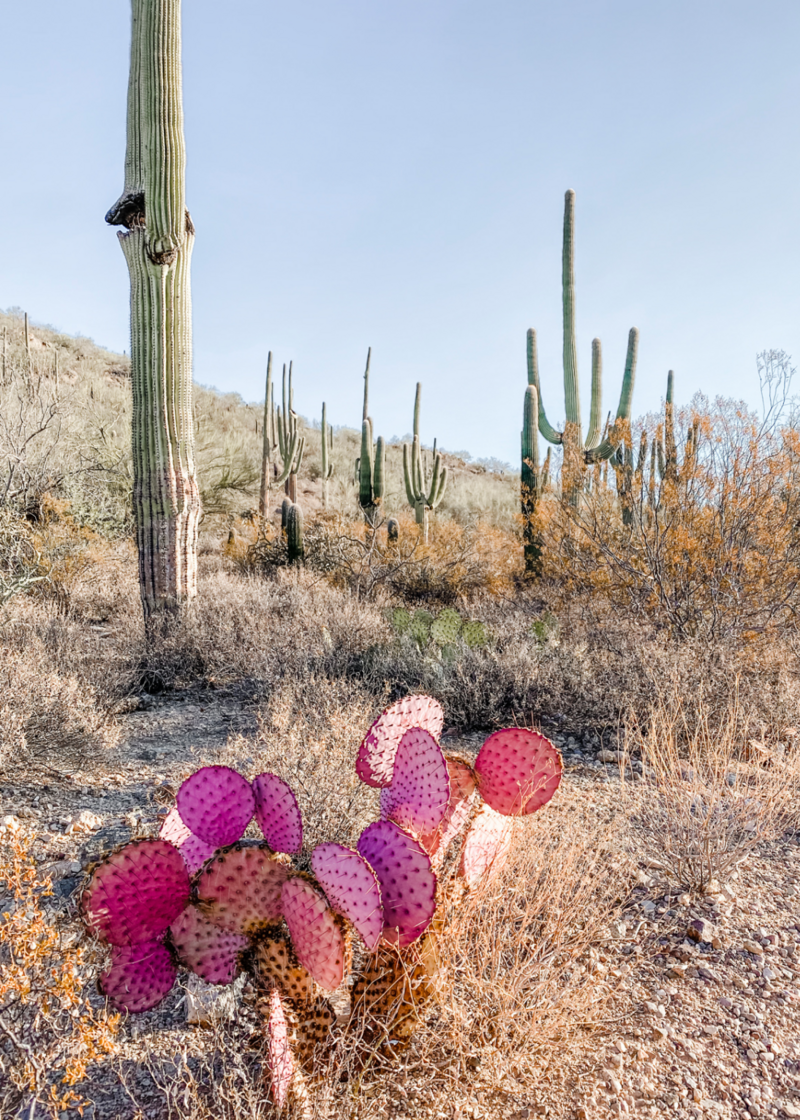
{"left": 267, "top": 988, "right": 293, "bottom": 1109}
{"left": 356, "top": 694, "right": 444, "bottom": 788}
{"left": 431, "top": 608, "right": 462, "bottom": 646}
{"left": 421, "top": 755, "right": 477, "bottom": 867}
{"left": 169, "top": 906, "right": 248, "bottom": 986}
{"left": 357, "top": 820, "right": 437, "bottom": 948}
{"left": 253, "top": 773, "right": 303, "bottom": 854}
{"left": 474, "top": 728, "right": 562, "bottom": 816}
{"left": 99, "top": 940, "right": 177, "bottom": 1013}
{"left": 254, "top": 934, "right": 317, "bottom": 1004}
{"left": 176, "top": 766, "right": 255, "bottom": 847}
{"left": 281, "top": 878, "right": 346, "bottom": 991}
{"left": 159, "top": 808, "right": 216, "bottom": 874}
{"left": 82, "top": 839, "right": 190, "bottom": 946}
{"left": 196, "top": 844, "right": 289, "bottom": 934}
{"left": 311, "top": 842, "right": 384, "bottom": 951}
{"left": 379, "top": 728, "right": 450, "bottom": 837}
{"left": 459, "top": 803, "right": 514, "bottom": 888}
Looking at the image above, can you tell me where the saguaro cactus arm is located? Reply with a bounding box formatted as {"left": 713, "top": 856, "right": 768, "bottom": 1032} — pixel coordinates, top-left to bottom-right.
{"left": 585, "top": 328, "right": 639, "bottom": 462}
{"left": 526, "top": 329, "right": 562, "bottom": 445}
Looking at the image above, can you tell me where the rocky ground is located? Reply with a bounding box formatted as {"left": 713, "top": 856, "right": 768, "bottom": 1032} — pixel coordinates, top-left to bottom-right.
{"left": 1, "top": 692, "right": 799, "bottom": 1119}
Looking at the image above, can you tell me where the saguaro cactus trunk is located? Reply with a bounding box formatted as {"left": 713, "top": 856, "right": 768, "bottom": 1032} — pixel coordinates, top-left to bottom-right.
{"left": 106, "top": 0, "right": 200, "bottom": 620}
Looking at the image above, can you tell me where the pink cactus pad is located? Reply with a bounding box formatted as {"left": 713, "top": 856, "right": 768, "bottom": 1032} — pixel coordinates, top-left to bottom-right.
{"left": 267, "top": 988, "right": 293, "bottom": 1109}
{"left": 356, "top": 694, "right": 444, "bottom": 787}
{"left": 252, "top": 773, "right": 303, "bottom": 854}
{"left": 159, "top": 808, "right": 216, "bottom": 874}
{"left": 311, "top": 843, "right": 384, "bottom": 952}
{"left": 82, "top": 839, "right": 190, "bottom": 946}
{"left": 459, "top": 803, "right": 514, "bottom": 888}
{"left": 357, "top": 820, "right": 437, "bottom": 948}
{"left": 176, "top": 766, "right": 255, "bottom": 847}
{"left": 379, "top": 727, "right": 450, "bottom": 837}
{"left": 474, "top": 728, "right": 562, "bottom": 816}
{"left": 196, "top": 844, "right": 289, "bottom": 934}
{"left": 99, "top": 940, "right": 177, "bottom": 1013}
{"left": 281, "top": 877, "right": 346, "bottom": 990}
{"left": 170, "top": 905, "right": 248, "bottom": 985}
{"left": 421, "top": 756, "right": 478, "bottom": 867}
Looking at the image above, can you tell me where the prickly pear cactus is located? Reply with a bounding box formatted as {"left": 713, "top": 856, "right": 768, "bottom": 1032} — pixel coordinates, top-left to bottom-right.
{"left": 281, "top": 878, "right": 348, "bottom": 991}
{"left": 311, "top": 843, "right": 384, "bottom": 951}
{"left": 357, "top": 820, "right": 437, "bottom": 948}
{"left": 430, "top": 608, "right": 462, "bottom": 646}
{"left": 391, "top": 606, "right": 411, "bottom": 634}
{"left": 253, "top": 772, "right": 303, "bottom": 854}
{"left": 474, "top": 728, "right": 562, "bottom": 816}
{"left": 409, "top": 609, "right": 433, "bottom": 645}
{"left": 462, "top": 619, "right": 489, "bottom": 649}
{"left": 159, "top": 807, "right": 215, "bottom": 873}
{"left": 196, "top": 844, "right": 289, "bottom": 934}
{"left": 379, "top": 727, "right": 450, "bottom": 837}
{"left": 170, "top": 905, "right": 248, "bottom": 985}
{"left": 356, "top": 693, "right": 444, "bottom": 788}
{"left": 459, "top": 803, "right": 515, "bottom": 888}
{"left": 99, "top": 940, "right": 178, "bottom": 1013}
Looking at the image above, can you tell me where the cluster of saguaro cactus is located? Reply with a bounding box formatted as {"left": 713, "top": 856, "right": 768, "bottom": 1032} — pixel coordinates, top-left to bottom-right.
{"left": 528, "top": 190, "right": 639, "bottom": 507}
{"left": 81, "top": 695, "right": 562, "bottom": 1111}
{"left": 403, "top": 384, "right": 448, "bottom": 543}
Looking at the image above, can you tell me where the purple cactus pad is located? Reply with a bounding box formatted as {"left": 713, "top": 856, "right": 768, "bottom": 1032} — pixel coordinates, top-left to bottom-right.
{"left": 474, "top": 729, "right": 562, "bottom": 816}
{"left": 281, "top": 877, "right": 346, "bottom": 991}
{"left": 311, "top": 842, "right": 384, "bottom": 951}
{"left": 159, "top": 808, "right": 216, "bottom": 874}
{"left": 170, "top": 905, "right": 248, "bottom": 985}
{"left": 176, "top": 765, "right": 255, "bottom": 847}
{"left": 459, "top": 803, "right": 514, "bottom": 888}
{"left": 357, "top": 820, "right": 437, "bottom": 948}
{"left": 82, "top": 839, "right": 190, "bottom": 946}
{"left": 379, "top": 727, "right": 450, "bottom": 837}
{"left": 252, "top": 772, "right": 303, "bottom": 854}
{"left": 196, "top": 844, "right": 289, "bottom": 934}
{"left": 356, "top": 695, "right": 444, "bottom": 787}
{"left": 267, "top": 988, "right": 293, "bottom": 1109}
{"left": 421, "top": 755, "right": 477, "bottom": 867}
{"left": 99, "top": 940, "right": 177, "bottom": 1013}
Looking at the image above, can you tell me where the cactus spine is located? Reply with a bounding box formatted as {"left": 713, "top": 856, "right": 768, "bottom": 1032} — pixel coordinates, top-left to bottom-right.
{"left": 528, "top": 190, "right": 639, "bottom": 506}
{"left": 357, "top": 349, "right": 385, "bottom": 526}
{"left": 105, "top": 0, "right": 200, "bottom": 618}
{"left": 521, "top": 383, "right": 551, "bottom": 573}
{"left": 320, "top": 402, "right": 333, "bottom": 510}
{"left": 402, "top": 383, "right": 448, "bottom": 544}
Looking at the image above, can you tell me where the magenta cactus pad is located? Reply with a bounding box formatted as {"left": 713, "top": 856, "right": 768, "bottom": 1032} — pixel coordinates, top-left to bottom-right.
{"left": 196, "top": 844, "right": 289, "bottom": 934}
{"left": 421, "top": 755, "right": 477, "bottom": 867}
{"left": 311, "top": 842, "right": 384, "bottom": 952}
{"left": 252, "top": 772, "right": 303, "bottom": 854}
{"left": 159, "top": 807, "right": 215, "bottom": 873}
{"left": 82, "top": 838, "right": 190, "bottom": 946}
{"left": 357, "top": 820, "right": 437, "bottom": 948}
{"left": 281, "top": 877, "right": 346, "bottom": 991}
{"left": 474, "top": 728, "right": 562, "bottom": 816}
{"left": 379, "top": 727, "right": 450, "bottom": 837}
{"left": 176, "top": 765, "right": 255, "bottom": 847}
{"left": 267, "top": 987, "right": 293, "bottom": 1109}
{"left": 459, "top": 803, "right": 514, "bottom": 888}
{"left": 356, "top": 694, "right": 444, "bottom": 787}
{"left": 99, "top": 940, "right": 177, "bottom": 1013}
{"left": 170, "top": 905, "right": 249, "bottom": 985}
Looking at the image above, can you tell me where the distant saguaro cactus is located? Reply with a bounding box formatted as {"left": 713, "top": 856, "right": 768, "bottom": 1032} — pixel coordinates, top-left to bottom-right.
{"left": 528, "top": 190, "right": 639, "bottom": 506}
{"left": 259, "top": 353, "right": 303, "bottom": 521}
{"left": 277, "top": 363, "right": 305, "bottom": 503}
{"left": 320, "top": 402, "right": 334, "bottom": 510}
{"left": 357, "top": 349, "right": 385, "bottom": 527}
{"left": 402, "top": 383, "right": 448, "bottom": 543}
{"left": 105, "top": 0, "right": 200, "bottom": 619}
{"left": 521, "top": 383, "right": 551, "bottom": 574}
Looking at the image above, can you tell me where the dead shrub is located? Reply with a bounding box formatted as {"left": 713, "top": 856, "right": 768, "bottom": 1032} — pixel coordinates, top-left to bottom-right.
{"left": 620, "top": 688, "right": 800, "bottom": 891}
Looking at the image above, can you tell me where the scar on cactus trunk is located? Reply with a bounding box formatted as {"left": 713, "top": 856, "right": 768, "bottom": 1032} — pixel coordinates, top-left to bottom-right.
{"left": 527, "top": 189, "right": 639, "bottom": 508}
{"left": 106, "top": 0, "right": 200, "bottom": 620}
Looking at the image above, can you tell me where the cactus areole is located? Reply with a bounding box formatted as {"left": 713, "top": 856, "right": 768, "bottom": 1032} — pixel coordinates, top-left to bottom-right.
{"left": 105, "top": 0, "right": 200, "bottom": 619}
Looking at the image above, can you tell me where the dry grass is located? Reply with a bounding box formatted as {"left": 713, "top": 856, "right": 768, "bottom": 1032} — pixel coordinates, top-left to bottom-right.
{"left": 620, "top": 688, "right": 800, "bottom": 891}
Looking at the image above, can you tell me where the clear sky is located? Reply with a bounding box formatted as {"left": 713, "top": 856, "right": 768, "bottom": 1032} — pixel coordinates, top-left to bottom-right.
{"left": 1, "top": 1, "right": 798, "bottom": 463}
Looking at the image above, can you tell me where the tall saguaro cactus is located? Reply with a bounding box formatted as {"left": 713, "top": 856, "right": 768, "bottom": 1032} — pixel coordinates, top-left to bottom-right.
{"left": 403, "top": 383, "right": 448, "bottom": 543}
{"left": 357, "top": 349, "right": 385, "bottom": 526}
{"left": 320, "top": 402, "right": 334, "bottom": 510}
{"left": 521, "top": 384, "right": 551, "bottom": 573}
{"left": 106, "top": 0, "right": 200, "bottom": 619}
{"left": 277, "top": 363, "right": 305, "bottom": 503}
{"left": 528, "top": 190, "right": 639, "bottom": 506}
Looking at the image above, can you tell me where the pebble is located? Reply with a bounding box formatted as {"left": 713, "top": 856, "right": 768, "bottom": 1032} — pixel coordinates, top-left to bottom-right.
{"left": 688, "top": 918, "right": 716, "bottom": 943}
{"left": 743, "top": 939, "right": 764, "bottom": 955}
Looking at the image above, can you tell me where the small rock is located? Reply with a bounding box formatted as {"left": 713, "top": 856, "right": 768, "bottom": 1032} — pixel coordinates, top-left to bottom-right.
{"left": 1, "top": 815, "right": 21, "bottom": 832}
{"left": 687, "top": 918, "right": 716, "bottom": 943}
{"left": 743, "top": 939, "right": 765, "bottom": 955}
{"left": 65, "top": 810, "right": 103, "bottom": 834}
{"left": 652, "top": 1025, "right": 669, "bottom": 1041}
{"left": 598, "top": 750, "right": 619, "bottom": 763}
{"left": 641, "top": 900, "right": 656, "bottom": 915}
{"left": 763, "top": 968, "right": 777, "bottom": 982}
{"left": 732, "top": 975, "right": 749, "bottom": 990}
{"left": 185, "top": 973, "right": 243, "bottom": 1026}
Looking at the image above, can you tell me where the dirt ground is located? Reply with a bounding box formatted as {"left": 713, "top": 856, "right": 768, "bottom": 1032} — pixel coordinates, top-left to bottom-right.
{"left": 2, "top": 688, "right": 799, "bottom": 1120}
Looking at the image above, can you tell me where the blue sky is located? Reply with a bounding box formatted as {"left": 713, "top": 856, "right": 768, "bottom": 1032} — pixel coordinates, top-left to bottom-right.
{"left": 1, "top": 1, "right": 798, "bottom": 462}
